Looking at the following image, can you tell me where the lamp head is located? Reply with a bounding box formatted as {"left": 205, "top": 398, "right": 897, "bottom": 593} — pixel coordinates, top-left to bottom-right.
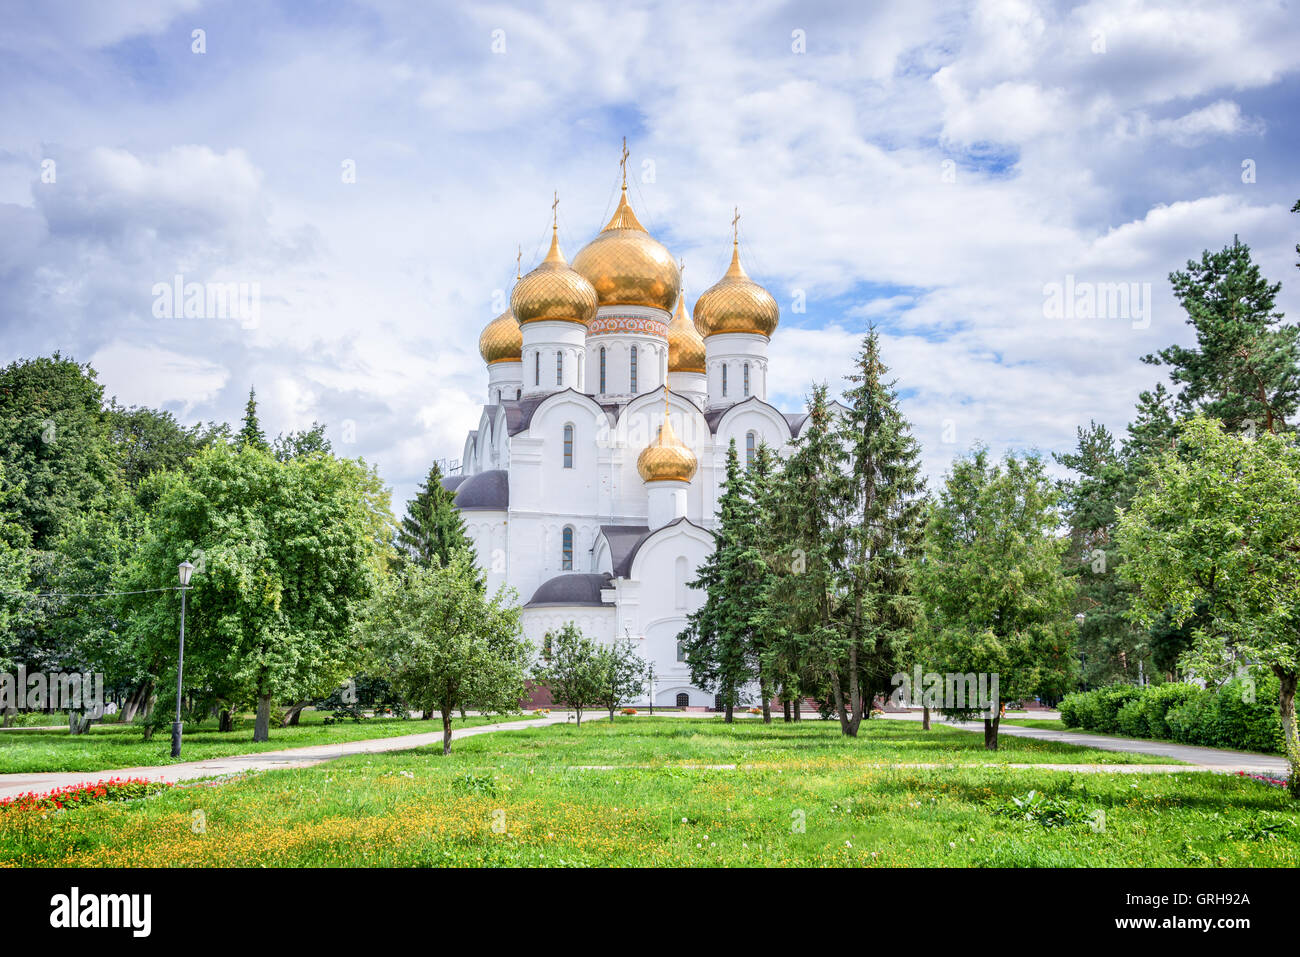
{"left": 178, "top": 561, "right": 194, "bottom": 587}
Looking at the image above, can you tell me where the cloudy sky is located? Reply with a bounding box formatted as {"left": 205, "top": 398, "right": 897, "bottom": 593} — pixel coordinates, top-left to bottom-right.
{"left": 2, "top": 0, "right": 1298, "bottom": 507}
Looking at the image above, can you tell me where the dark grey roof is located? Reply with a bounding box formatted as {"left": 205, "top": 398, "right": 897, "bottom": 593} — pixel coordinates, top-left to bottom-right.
{"left": 599, "top": 518, "right": 714, "bottom": 580}
{"left": 504, "top": 389, "right": 619, "bottom": 437}
{"left": 453, "top": 469, "right": 508, "bottom": 510}
{"left": 783, "top": 412, "right": 809, "bottom": 434}
{"left": 525, "top": 572, "right": 614, "bottom": 608}
{"left": 701, "top": 397, "right": 803, "bottom": 439}
{"left": 600, "top": 524, "right": 652, "bottom": 578}
{"left": 441, "top": 474, "right": 468, "bottom": 493}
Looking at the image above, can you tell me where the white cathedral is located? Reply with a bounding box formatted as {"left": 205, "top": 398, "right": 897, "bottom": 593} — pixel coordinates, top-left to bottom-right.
{"left": 447, "top": 164, "right": 812, "bottom": 709}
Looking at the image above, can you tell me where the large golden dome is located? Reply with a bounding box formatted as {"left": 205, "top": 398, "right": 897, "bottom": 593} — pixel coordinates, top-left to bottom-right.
{"left": 478, "top": 307, "right": 521, "bottom": 364}
{"left": 693, "top": 240, "right": 779, "bottom": 338}
{"left": 636, "top": 404, "right": 698, "bottom": 483}
{"left": 572, "top": 186, "right": 680, "bottom": 313}
{"left": 511, "top": 226, "right": 599, "bottom": 327}
{"left": 667, "top": 294, "right": 705, "bottom": 374}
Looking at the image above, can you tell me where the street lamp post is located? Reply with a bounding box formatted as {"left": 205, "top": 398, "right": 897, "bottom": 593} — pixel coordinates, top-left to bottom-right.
{"left": 172, "top": 561, "right": 194, "bottom": 758}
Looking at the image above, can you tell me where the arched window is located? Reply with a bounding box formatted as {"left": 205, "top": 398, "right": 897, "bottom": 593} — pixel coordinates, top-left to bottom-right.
{"left": 599, "top": 347, "right": 607, "bottom": 393}
{"left": 562, "top": 424, "right": 573, "bottom": 469}
{"left": 675, "top": 691, "right": 689, "bottom": 706}
{"left": 556, "top": 350, "right": 563, "bottom": 386}
{"left": 676, "top": 643, "right": 686, "bottom": 663}
{"left": 746, "top": 431, "right": 756, "bottom": 467}
{"left": 674, "top": 556, "right": 688, "bottom": 609}
{"left": 533, "top": 351, "right": 539, "bottom": 386}
{"left": 561, "top": 526, "right": 573, "bottom": 570}
{"left": 743, "top": 362, "right": 750, "bottom": 396}
{"left": 515, "top": 388, "right": 521, "bottom": 400}
{"left": 721, "top": 364, "right": 728, "bottom": 397}
{"left": 630, "top": 345, "right": 638, "bottom": 393}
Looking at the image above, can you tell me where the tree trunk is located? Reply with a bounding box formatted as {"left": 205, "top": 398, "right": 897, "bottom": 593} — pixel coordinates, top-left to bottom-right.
{"left": 793, "top": 699, "right": 802, "bottom": 722}
{"left": 218, "top": 709, "right": 235, "bottom": 732}
{"left": 724, "top": 701, "right": 733, "bottom": 723}
{"left": 1, "top": 705, "right": 15, "bottom": 728}
{"left": 68, "top": 710, "right": 91, "bottom": 735}
{"left": 922, "top": 706, "right": 931, "bottom": 730}
{"left": 574, "top": 707, "right": 582, "bottom": 727}
{"left": 760, "top": 679, "right": 772, "bottom": 725}
{"left": 1276, "top": 669, "right": 1299, "bottom": 798}
{"left": 983, "top": 713, "right": 1001, "bottom": 750}
{"left": 442, "top": 709, "right": 453, "bottom": 755}
{"left": 609, "top": 707, "right": 616, "bottom": 723}
{"left": 422, "top": 707, "right": 434, "bottom": 720}
{"left": 281, "top": 699, "right": 310, "bottom": 727}
{"left": 121, "top": 679, "right": 153, "bottom": 724}
{"left": 253, "top": 694, "right": 272, "bottom": 742}
{"left": 782, "top": 697, "right": 791, "bottom": 723}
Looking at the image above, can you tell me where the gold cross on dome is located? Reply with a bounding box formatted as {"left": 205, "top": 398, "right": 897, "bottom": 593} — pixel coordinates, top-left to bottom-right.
{"left": 516, "top": 245, "right": 522, "bottom": 280}
{"left": 732, "top": 206, "right": 741, "bottom": 243}
{"left": 552, "top": 190, "right": 559, "bottom": 226}
{"left": 620, "top": 136, "right": 630, "bottom": 187}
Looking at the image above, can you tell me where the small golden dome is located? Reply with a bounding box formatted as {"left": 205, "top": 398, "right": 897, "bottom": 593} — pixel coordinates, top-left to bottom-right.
{"left": 693, "top": 240, "right": 779, "bottom": 338}
{"left": 511, "top": 226, "right": 599, "bottom": 327}
{"left": 636, "top": 405, "right": 698, "bottom": 483}
{"left": 667, "top": 294, "right": 706, "bottom": 374}
{"left": 572, "top": 187, "right": 681, "bottom": 313}
{"left": 478, "top": 307, "right": 521, "bottom": 364}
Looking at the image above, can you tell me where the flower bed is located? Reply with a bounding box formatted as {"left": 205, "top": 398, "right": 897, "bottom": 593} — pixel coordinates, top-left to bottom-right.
{"left": 0, "top": 777, "right": 172, "bottom": 815}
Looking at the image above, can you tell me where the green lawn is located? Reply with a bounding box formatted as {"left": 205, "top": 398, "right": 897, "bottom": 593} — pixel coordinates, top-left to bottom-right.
{"left": 6, "top": 717, "right": 1293, "bottom": 868}
{"left": 0, "top": 710, "right": 539, "bottom": 773}
{"left": 1000, "top": 718, "right": 1071, "bottom": 731}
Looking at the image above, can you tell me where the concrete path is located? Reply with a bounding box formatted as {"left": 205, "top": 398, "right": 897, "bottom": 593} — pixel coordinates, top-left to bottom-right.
{"left": 0, "top": 713, "right": 568, "bottom": 801}
{"left": 881, "top": 711, "right": 1288, "bottom": 775}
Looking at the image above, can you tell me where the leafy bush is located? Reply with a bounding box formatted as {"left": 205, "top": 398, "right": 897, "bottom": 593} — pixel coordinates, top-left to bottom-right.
{"left": 992, "top": 790, "right": 1098, "bottom": 830}
{"left": 1064, "top": 677, "right": 1283, "bottom": 754}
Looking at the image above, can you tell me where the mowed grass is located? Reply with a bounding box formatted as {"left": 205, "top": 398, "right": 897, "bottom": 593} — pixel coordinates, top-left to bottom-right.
{"left": 0, "top": 710, "right": 538, "bottom": 773}
{"left": 6, "top": 717, "right": 1296, "bottom": 868}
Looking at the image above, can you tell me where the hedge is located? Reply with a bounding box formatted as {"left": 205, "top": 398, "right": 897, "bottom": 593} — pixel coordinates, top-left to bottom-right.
{"left": 1058, "top": 676, "right": 1283, "bottom": 754}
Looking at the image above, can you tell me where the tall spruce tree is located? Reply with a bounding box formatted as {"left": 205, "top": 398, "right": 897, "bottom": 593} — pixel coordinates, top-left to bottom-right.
{"left": 747, "top": 440, "right": 782, "bottom": 723}
{"left": 761, "top": 385, "right": 847, "bottom": 724}
{"left": 237, "top": 387, "right": 268, "bottom": 450}
{"left": 678, "top": 440, "right": 761, "bottom": 722}
{"left": 831, "top": 329, "right": 926, "bottom": 736}
{"left": 1144, "top": 236, "right": 1298, "bottom": 434}
{"left": 397, "top": 461, "right": 474, "bottom": 570}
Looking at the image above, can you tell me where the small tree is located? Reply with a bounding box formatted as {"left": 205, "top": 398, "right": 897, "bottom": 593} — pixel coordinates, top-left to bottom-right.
{"left": 1118, "top": 416, "right": 1300, "bottom": 795}
{"left": 237, "top": 387, "right": 268, "bottom": 450}
{"left": 364, "top": 555, "right": 527, "bottom": 754}
{"left": 915, "top": 449, "right": 1076, "bottom": 749}
{"left": 535, "top": 623, "right": 600, "bottom": 726}
{"left": 592, "top": 635, "right": 648, "bottom": 722}
{"left": 398, "top": 461, "right": 475, "bottom": 572}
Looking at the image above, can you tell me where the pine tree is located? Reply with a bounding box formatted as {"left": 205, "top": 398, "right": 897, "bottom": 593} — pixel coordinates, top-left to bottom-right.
{"left": 832, "top": 328, "right": 927, "bottom": 736}
{"left": 678, "top": 440, "right": 762, "bottom": 722}
{"left": 237, "top": 387, "right": 268, "bottom": 450}
{"left": 761, "top": 385, "right": 847, "bottom": 724}
{"left": 397, "top": 461, "right": 473, "bottom": 571}
{"left": 1144, "top": 236, "right": 1298, "bottom": 434}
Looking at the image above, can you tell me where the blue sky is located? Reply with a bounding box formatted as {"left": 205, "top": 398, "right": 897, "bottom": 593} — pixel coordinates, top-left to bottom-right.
{"left": 1, "top": 0, "right": 1298, "bottom": 507}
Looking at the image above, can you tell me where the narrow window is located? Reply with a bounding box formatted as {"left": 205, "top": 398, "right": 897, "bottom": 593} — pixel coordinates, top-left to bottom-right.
{"left": 722, "top": 364, "right": 728, "bottom": 397}
{"left": 676, "top": 644, "right": 686, "bottom": 663}
{"left": 563, "top": 424, "right": 573, "bottom": 469}
{"left": 515, "top": 388, "right": 521, "bottom": 400}
{"left": 600, "top": 347, "right": 607, "bottom": 393}
{"left": 556, "top": 350, "right": 563, "bottom": 386}
{"left": 746, "top": 431, "right": 756, "bottom": 467}
{"left": 630, "top": 345, "right": 638, "bottom": 392}
{"left": 743, "top": 362, "right": 750, "bottom": 396}
{"left": 562, "top": 526, "right": 573, "bottom": 570}
{"left": 533, "top": 351, "right": 539, "bottom": 386}
{"left": 675, "top": 556, "right": 688, "bottom": 609}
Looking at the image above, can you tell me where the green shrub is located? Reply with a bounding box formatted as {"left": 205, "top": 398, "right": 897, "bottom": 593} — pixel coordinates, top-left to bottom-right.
{"left": 1136, "top": 682, "right": 1202, "bottom": 739}
{"left": 1116, "top": 698, "right": 1146, "bottom": 737}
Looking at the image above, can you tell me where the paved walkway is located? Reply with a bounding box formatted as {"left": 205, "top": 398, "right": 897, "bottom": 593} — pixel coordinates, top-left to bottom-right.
{"left": 881, "top": 712, "right": 1289, "bottom": 775}
{"left": 0, "top": 713, "right": 569, "bottom": 801}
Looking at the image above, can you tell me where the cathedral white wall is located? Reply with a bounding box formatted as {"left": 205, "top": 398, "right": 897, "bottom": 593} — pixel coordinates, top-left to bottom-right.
{"left": 522, "top": 606, "right": 616, "bottom": 651}
{"left": 705, "top": 332, "right": 769, "bottom": 408}
{"left": 487, "top": 360, "right": 523, "bottom": 405}
{"left": 521, "top": 321, "right": 587, "bottom": 397}
{"left": 667, "top": 371, "right": 707, "bottom": 411}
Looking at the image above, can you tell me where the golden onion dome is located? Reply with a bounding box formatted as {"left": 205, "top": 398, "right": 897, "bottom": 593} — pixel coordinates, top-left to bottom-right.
{"left": 667, "top": 294, "right": 706, "bottom": 374}
{"left": 478, "top": 307, "right": 522, "bottom": 364}
{"left": 693, "top": 239, "right": 779, "bottom": 338}
{"left": 510, "top": 226, "right": 599, "bottom": 327}
{"left": 636, "top": 403, "right": 698, "bottom": 483}
{"left": 572, "top": 186, "right": 681, "bottom": 313}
